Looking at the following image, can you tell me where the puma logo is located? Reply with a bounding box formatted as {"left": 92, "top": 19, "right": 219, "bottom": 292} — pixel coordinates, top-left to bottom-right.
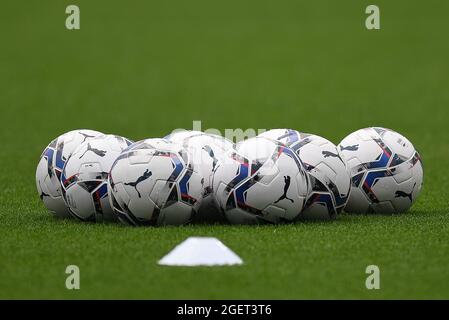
{"left": 395, "top": 183, "right": 416, "bottom": 202}
{"left": 202, "top": 145, "right": 219, "bottom": 171}
{"left": 79, "top": 143, "right": 107, "bottom": 159}
{"left": 124, "top": 169, "right": 152, "bottom": 198}
{"left": 340, "top": 144, "right": 359, "bottom": 151}
{"left": 322, "top": 151, "right": 341, "bottom": 159}
{"left": 274, "top": 176, "right": 294, "bottom": 203}
{"left": 80, "top": 132, "right": 96, "bottom": 143}
{"left": 322, "top": 150, "right": 345, "bottom": 164}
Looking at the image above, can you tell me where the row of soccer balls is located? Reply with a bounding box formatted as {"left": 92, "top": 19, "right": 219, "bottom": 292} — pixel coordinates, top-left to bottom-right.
{"left": 36, "top": 127, "right": 423, "bottom": 225}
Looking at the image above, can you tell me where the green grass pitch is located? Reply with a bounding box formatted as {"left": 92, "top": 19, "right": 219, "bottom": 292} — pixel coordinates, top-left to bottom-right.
{"left": 1, "top": 0, "right": 448, "bottom": 299}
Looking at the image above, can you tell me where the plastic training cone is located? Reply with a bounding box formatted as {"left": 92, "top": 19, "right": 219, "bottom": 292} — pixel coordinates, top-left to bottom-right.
{"left": 158, "top": 237, "right": 243, "bottom": 266}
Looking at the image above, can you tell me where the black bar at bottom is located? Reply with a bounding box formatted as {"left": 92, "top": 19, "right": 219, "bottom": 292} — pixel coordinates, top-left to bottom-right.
{"left": 0, "top": 300, "right": 443, "bottom": 319}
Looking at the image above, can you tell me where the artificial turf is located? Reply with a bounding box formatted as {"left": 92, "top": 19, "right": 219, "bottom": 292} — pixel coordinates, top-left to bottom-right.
{"left": 1, "top": 0, "right": 448, "bottom": 299}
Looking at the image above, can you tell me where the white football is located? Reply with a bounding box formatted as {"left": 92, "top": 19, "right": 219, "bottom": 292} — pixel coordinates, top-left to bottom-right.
{"left": 108, "top": 138, "right": 204, "bottom": 226}
{"left": 259, "top": 129, "right": 351, "bottom": 220}
{"left": 338, "top": 127, "right": 423, "bottom": 214}
{"left": 35, "top": 129, "right": 104, "bottom": 217}
{"left": 213, "top": 136, "right": 310, "bottom": 224}
{"left": 167, "top": 130, "right": 234, "bottom": 223}
{"left": 61, "top": 135, "right": 133, "bottom": 222}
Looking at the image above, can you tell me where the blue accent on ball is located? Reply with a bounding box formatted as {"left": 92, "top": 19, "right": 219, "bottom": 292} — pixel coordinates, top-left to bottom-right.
{"left": 365, "top": 152, "right": 390, "bottom": 169}
{"left": 308, "top": 193, "right": 335, "bottom": 213}
{"left": 235, "top": 178, "right": 252, "bottom": 205}
{"left": 55, "top": 146, "right": 65, "bottom": 170}
{"left": 96, "top": 182, "right": 108, "bottom": 198}
{"left": 43, "top": 147, "right": 55, "bottom": 177}
{"left": 286, "top": 129, "right": 299, "bottom": 145}
{"left": 364, "top": 170, "right": 390, "bottom": 189}
{"left": 227, "top": 162, "right": 249, "bottom": 190}
{"left": 179, "top": 170, "right": 191, "bottom": 196}
{"left": 168, "top": 154, "right": 184, "bottom": 181}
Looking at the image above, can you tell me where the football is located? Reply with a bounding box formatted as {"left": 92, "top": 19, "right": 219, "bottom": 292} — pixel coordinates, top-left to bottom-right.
{"left": 60, "top": 134, "right": 133, "bottom": 222}
{"left": 167, "top": 130, "right": 234, "bottom": 222}
{"left": 212, "top": 136, "right": 310, "bottom": 224}
{"left": 259, "top": 129, "right": 351, "bottom": 220}
{"left": 108, "top": 138, "right": 204, "bottom": 226}
{"left": 338, "top": 127, "right": 423, "bottom": 214}
{"left": 35, "top": 129, "right": 104, "bottom": 217}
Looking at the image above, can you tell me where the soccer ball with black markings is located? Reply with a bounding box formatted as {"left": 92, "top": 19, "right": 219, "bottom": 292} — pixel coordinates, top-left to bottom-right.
{"left": 35, "top": 129, "right": 104, "bottom": 217}
{"left": 167, "top": 130, "right": 234, "bottom": 223}
{"left": 338, "top": 127, "right": 423, "bottom": 214}
{"left": 108, "top": 138, "right": 204, "bottom": 226}
{"left": 212, "top": 136, "right": 310, "bottom": 224}
{"left": 259, "top": 129, "right": 351, "bottom": 220}
{"left": 60, "top": 134, "right": 133, "bottom": 222}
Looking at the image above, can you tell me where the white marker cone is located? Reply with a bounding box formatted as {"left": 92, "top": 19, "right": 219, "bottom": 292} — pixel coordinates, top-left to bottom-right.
{"left": 158, "top": 237, "right": 243, "bottom": 266}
